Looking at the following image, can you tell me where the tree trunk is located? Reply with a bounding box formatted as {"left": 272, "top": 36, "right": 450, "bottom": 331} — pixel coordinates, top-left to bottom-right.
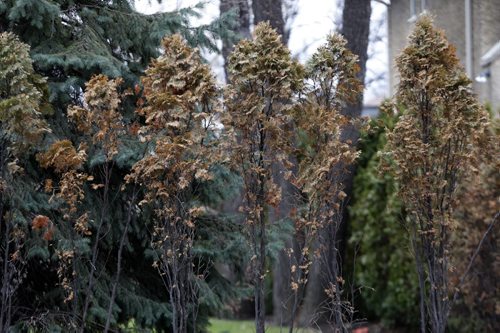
{"left": 80, "top": 163, "right": 112, "bottom": 332}
{"left": 299, "top": 0, "right": 371, "bottom": 326}
{"left": 220, "top": 0, "right": 251, "bottom": 81}
{"left": 0, "top": 146, "right": 7, "bottom": 333}
{"left": 341, "top": 0, "right": 371, "bottom": 116}
{"left": 252, "top": 0, "right": 287, "bottom": 44}
{"left": 0, "top": 219, "right": 10, "bottom": 333}
{"left": 272, "top": 238, "right": 294, "bottom": 326}
{"left": 271, "top": 162, "right": 302, "bottom": 327}
{"left": 104, "top": 190, "right": 136, "bottom": 333}
{"left": 338, "top": 0, "right": 371, "bottom": 277}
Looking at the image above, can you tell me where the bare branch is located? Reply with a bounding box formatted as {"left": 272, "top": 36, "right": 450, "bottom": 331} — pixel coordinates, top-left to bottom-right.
{"left": 450, "top": 211, "right": 499, "bottom": 308}
{"left": 372, "top": 0, "right": 390, "bottom": 6}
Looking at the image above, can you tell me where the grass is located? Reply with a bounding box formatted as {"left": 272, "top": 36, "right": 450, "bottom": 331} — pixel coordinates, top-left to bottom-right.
{"left": 208, "top": 318, "right": 318, "bottom": 333}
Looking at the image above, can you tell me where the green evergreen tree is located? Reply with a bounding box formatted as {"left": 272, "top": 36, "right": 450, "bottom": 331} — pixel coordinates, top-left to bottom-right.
{"left": 348, "top": 108, "right": 419, "bottom": 329}
{"left": 0, "top": 31, "right": 51, "bottom": 332}
{"left": 0, "top": 0, "right": 232, "bottom": 109}
{"left": 1, "top": 2, "right": 242, "bottom": 331}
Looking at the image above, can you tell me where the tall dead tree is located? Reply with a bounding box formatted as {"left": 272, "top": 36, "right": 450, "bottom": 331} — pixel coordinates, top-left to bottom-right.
{"left": 218, "top": 1, "right": 298, "bottom": 325}
{"left": 384, "top": 16, "right": 490, "bottom": 333}
{"left": 247, "top": 1, "right": 302, "bottom": 326}
{"left": 298, "top": 0, "right": 371, "bottom": 327}
{"left": 225, "top": 22, "right": 303, "bottom": 333}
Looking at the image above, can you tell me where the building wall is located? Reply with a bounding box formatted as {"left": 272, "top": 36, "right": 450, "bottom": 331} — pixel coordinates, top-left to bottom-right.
{"left": 473, "top": 0, "right": 500, "bottom": 111}
{"left": 388, "top": 0, "right": 412, "bottom": 94}
{"left": 388, "top": 0, "right": 500, "bottom": 111}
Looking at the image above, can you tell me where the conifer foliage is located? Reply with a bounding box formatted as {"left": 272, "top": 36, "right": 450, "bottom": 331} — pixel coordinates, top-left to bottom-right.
{"left": 383, "top": 16, "right": 489, "bottom": 333}
{"left": 0, "top": 0, "right": 233, "bottom": 107}
{"left": 2, "top": 4, "right": 497, "bottom": 333}
{"left": 348, "top": 110, "right": 419, "bottom": 328}
{"left": 0, "top": 32, "right": 50, "bottom": 332}
{"left": 0, "top": 32, "right": 50, "bottom": 151}
{"left": 1, "top": 2, "right": 237, "bottom": 331}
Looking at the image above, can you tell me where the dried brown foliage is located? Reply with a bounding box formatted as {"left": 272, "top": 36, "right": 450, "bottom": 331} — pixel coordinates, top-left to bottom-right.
{"left": 38, "top": 140, "right": 90, "bottom": 304}
{"left": 66, "top": 74, "right": 127, "bottom": 332}
{"left": 292, "top": 33, "right": 363, "bottom": 330}
{"left": 31, "top": 215, "right": 51, "bottom": 235}
{"left": 127, "top": 34, "right": 223, "bottom": 333}
{"left": 452, "top": 116, "right": 499, "bottom": 332}
{"left": 38, "top": 139, "right": 86, "bottom": 173}
{"left": 68, "top": 74, "right": 125, "bottom": 161}
{"left": 225, "top": 22, "right": 303, "bottom": 333}
{"left": 383, "top": 15, "right": 489, "bottom": 333}
{"left": 0, "top": 32, "right": 50, "bottom": 154}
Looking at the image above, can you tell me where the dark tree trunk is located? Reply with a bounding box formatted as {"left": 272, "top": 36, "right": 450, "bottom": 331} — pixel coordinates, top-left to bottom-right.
{"left": 341, "top": 0, "right": 371, "bottom": 117}
{"left": 220, "top": 0, "right": 251, "bottom": 81}
{"left": 104, "top": 190, "right": 137, "bottom": 333}
{"left": 299, "top": 0, "right": 371, "bottom": 326}
{"left": 252, "top": 0, "right": 287, "bottom": 44}
{"left": 271, "top": 161, "right": 302, "bottom": 327}
{"left": 338, "top": 0, "right": 371, "bottom": 266}
{"left": 272, "top": 238, "right": 294, "bottom": 326}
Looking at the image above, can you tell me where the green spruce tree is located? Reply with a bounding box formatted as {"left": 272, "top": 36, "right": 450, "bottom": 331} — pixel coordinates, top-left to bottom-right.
{"left": 348, "top": 108, "right": 419, "bottom": 329}
{"left": 1, "top": 1, "right": 241, "bottom": 331}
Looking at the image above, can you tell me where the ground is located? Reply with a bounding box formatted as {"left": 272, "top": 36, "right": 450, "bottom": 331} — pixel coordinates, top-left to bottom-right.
{"left": 208, "top": 318, "right": 318, "bottom": 333}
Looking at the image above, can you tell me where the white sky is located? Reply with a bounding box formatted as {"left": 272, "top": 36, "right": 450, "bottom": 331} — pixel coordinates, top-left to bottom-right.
{"left": 134, "top": 0, "right": 388, "bottom": 104}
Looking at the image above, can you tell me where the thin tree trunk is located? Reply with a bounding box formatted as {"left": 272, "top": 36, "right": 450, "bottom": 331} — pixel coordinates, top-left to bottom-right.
{"left": 254, "top": 217, "right": 266, "bottom": 333}
{"left": 161, "top": 198, "right": 193, "bottom": 333}
{"left": 5, "top": 276, "right": 11, "bottom": 333}
{"left": 0, "top": 145, "right": 6, "bottom": 333}
{"left": 220, "top": 0, "right": 251, "bottom": 81}
{"left": 104, "top": 190, "right": 137, "bottom": 333}
{"left": 272, "top": 159, "right": 301, "bottom": 327}
{"left": 254, "top": 120, "right": 267, "bottom": 333}
{"left": 412, "top": 229, "right": 427, "bottom": 333}
{"left": 273, "top": 237, "right": 294, "bottom": 327}
{"left": 80, "top": 162, "right": 112, "bottom": 332}
{"left": 0, "top": 219, "right": 10, "bottom": 333}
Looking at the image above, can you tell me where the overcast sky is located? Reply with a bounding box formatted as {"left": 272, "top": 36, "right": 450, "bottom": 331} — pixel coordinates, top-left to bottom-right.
{"left": 135, "top": 0, "right": 388, "bottom": 104}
